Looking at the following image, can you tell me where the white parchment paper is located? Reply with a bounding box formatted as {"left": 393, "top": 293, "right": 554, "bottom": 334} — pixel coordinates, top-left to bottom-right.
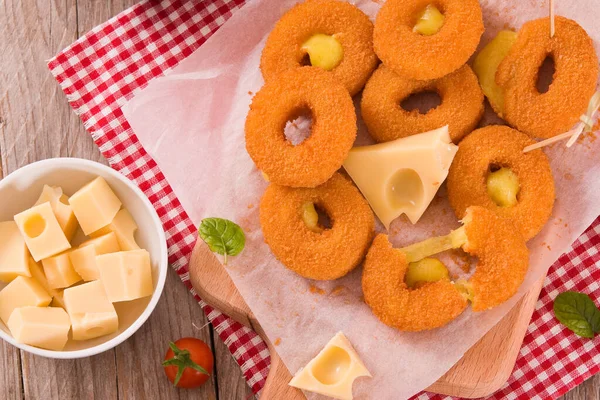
{"left": 122, "top": 1, "right": 600, "bottom": 398}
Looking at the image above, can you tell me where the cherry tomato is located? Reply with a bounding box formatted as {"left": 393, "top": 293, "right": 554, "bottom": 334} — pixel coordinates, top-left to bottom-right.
{"left": 162, "top": 337, "right": 214, "bottom": 388}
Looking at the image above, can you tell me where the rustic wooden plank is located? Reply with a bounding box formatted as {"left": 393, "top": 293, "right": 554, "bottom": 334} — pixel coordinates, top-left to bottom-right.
{"left": 115, "top": 268, "right": 217, "bottom": 400}
{"left": 560, "top": 375, "right": 600, "bottom": 400}
{"left": 0, "top": 340, "right": 23, "bottom": 400}
{"left": 213, "top": 332, "right": 255, "bottom": 400}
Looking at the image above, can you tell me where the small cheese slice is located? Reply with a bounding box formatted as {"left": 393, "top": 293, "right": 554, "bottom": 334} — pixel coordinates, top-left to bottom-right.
{"left": 41, "top": 251, "right": 82, "bottom": 289}
{"left": 90, "top": 209, "right": 140, "bottom": 251}
{"left": 96, "top": 250, "right": 153, "bottom": 302}
{"left": 27, "top": 257, "right": 67, "bottom": 309}
{"left": 70, "top": 232, "right": 121, "bottom": 281}
{"left": 0, "top": 221, "right": 31, "bottom": 282}
{"left": 289, "top": 332, "right": 371, "bottom": 400}
{"left": 0, "top": 276, "right": 52, "bottom": 325}
{"left": 63, "top": 280, "right": 118, "bottom": 340}
{"left": 68, "top": 177, "right": 122, "bottom": 235}
{"left": 7, "top": 306, "right": 71, "bottom": 351}
{"left": 343, "top": 126, "right": 457, "bottom": 228}
{"left": 14, "top": 202, "right": 71, "bottom": 262}
{"left": 34, "top": 185, "right": 79, "bottom": 242}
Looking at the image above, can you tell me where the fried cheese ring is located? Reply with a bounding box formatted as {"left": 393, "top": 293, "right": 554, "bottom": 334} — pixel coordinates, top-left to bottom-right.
{"left": 362, "top": 234, "right": 467, "bottom": 331}
{"left": 496, "top": 16, "right": 599, "bottom": 139}
{"left": 260, "top": 173, "right": 374, "bottom": 280}
{"left": 362, "top": 206, "right": 529, "bottom": 331}
{"left": 260, "top": 0, "right": 379, "bottom": 96}
{"left": 373, "top": 0, "right": 484, "bottom": 81}
{"left": 245, "top": 67, "right": 356, "bottom": 188}
{"left": 361, "top": 64, "right": 484, "bottom": 143}
{"left": 447, "top": 126, "right": 555, "bottom": 241}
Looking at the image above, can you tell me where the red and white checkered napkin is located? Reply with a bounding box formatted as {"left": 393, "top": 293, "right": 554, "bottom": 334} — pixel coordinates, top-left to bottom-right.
{"left": 48, "top": 0, "right": 600, "bottom": 398}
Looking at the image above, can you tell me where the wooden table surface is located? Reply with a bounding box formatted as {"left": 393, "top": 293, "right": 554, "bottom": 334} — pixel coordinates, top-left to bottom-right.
{"left": 0, "top": 0, "right": 598, "bottom": 399}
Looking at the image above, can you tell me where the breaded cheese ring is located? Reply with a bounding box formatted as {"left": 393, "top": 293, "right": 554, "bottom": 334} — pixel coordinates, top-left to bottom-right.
{"left": 260, "top": 173, "right": 374, "bottom": 280}
{"left": 361, "top": 64, "right": 484, "bottom": 143}
{"left": 373, "top": 0, "right": 483, "bottom": 80}
{"left": 362, "top": 234, "right": 468, "bottom": 331}
{"left": 447, "top": 126, "right": 555, "bottom": 241}
{"left": 497, "top": 17, "right": 599, "bottom": 139}
{"left": 260, "top": 0, "right": 379, "bottom": 96}
{"left": 245, "top": 67, "right": 356, "bottom": 188}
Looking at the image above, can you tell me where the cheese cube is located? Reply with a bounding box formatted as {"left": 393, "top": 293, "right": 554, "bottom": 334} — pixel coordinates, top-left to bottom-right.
{"left": 14, "top": 203, "right": 71, "bottom": 262}
{"left": 51, "top": 290, "right": 65, "bottom": 309}
{"left": 34, "top": 185, "right": 79, "bottom": 242}
{"left": 7, "top": 307, "right": 71, "bottom": 351}
{"left": 0, "top": 221, "right": 31, "bottom": 282}
{"left": 70, "top": 232, "right": 121, "bottom": 281}
{"left": 63, "top": 280, "right": 118, "bottom": 340}
{"left": 41, "top": 252, "right": 82, "bottom": 289}
{"left": 27, "top": 258, "right": 66, "bottom": 308}
{"left": 0, "top": 276, "right": 52, "bottom": 325}
{"left": 69, "top": 177, "right": 122, "bottom": 235}
{"left": 97, "top": 250, "right": 153, "bottom": 302}
{"left": 90, "top": 209, "right": 140, "bottom": 251}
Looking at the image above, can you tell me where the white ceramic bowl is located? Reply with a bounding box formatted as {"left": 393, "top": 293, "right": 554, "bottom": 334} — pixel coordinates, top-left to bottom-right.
{"left": 0, "top": 158, "right": 168, "bottom": 359}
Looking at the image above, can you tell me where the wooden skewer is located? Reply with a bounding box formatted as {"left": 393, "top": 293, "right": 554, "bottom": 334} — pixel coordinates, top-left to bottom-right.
{"left": 523, "top": 125, "right": 582, "bottom": 153}
{"left": 549, "top": 0, "right": 555, "bottom": 38}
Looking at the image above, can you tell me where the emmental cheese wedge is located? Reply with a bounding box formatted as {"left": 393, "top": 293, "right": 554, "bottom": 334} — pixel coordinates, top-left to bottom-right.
{"left": 7, "top": 307, "right": 71, "bottom": 351}
{"left": 41, "top": 251, "right": 82, "bottom": 289}
{"left": 27, "top": 258, "right": 67, "bottom": 309}
{"left": 343, "top": 126, "right": 457, "bottom": 229}
{"left": 289, "top": 332, "right": 371, "bottom": 400}
{"left": 0, "top": 276, "right": 52, "bottom": 325}
{"left": 0, "top": 221, "right": 30, "bottom": 282}
{"left": 68, "top": 177, "right": 122, "bottom": 235}
{"left": 90, "top": 209, "right": 140, "bottom": 251}
{"left": 70, "top": 232, "right": 121, "bottom": 281}
{"left": 97, "top": 250, "right": 153, "bottom": 302}
{"left": 34, "top": 185, "right": 79, "bottom": 242}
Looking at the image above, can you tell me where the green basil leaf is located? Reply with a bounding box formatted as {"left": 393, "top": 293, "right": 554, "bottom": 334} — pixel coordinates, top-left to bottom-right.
{"left": 553, "top": 291, "right": 600, "bottom": 338}
{"left": 198, "top": 218, "right": 245, "bottom": 264}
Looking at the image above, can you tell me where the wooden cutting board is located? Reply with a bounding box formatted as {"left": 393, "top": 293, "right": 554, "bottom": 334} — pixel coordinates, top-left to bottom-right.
{"left": 189, "top": 240, "right": 546, "bottom": 399}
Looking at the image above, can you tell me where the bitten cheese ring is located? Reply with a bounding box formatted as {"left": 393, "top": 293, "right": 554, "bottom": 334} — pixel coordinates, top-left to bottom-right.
{"left": 362, "top": 234, "right": 468, "bottom": 331}
{"left": 447, "top": 126, "right": 555, "bottom": 241}
{"left": 496, "top": 17, "right": 599, "bottom": 139}
{"left": 245, "top": 67, "right": 356, "bottom": 188}
{"left": 361, "top": 64, "right": 484, "bottom": 143}
{"left": 373, "top": 0, "right": 484, "bottom": 81}
{"left": 260, "top": 173, "right": 374, "bottom": 280}
{"left": 260, "top": 0, "right": 379, "bottom": 96}
{"left": 362, "top": 206, "right": 529, "bottom": 331}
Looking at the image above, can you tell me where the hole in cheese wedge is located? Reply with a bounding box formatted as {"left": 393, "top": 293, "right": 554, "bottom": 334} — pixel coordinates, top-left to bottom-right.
{"left": 387, "top": 168, "right": 424, "bottom": 209}
{"left": 310, "top": 345, "right": 352, "bottom": 385}
{"left": 23, "top": 214, "right": 46, "bottom": 238}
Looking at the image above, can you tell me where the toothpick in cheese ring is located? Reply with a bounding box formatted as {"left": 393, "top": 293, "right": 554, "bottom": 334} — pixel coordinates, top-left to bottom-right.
{"left": 447, "top": 125, "right": 555, "bottom": 241}
{"left": 496, "top": 16, "right": 599, "bottom": 139}
{"left": 362, "top": 206, "right": 529, "bottom": 331}
{"left": 245, "top": 67, "right": 356, "bottom": 188}
{"left": 361, "top": 64, "right": 484, "bottom": 143}
{"left": 373, "top": 0, "right": 484, "bottom": 81}
{"left": 260, "top": 173, "right": 374, "bottom": 281}
{"left": 260, "top": 0, "right": 379, "bottom": 96}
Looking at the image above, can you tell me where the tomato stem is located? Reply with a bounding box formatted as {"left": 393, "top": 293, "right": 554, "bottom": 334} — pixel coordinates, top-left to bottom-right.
{"left": 162, "top": 341, "right": 210, "bottom": 386}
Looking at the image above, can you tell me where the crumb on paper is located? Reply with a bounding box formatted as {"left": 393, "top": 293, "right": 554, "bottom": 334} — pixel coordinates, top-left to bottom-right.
{"left": 564, "top": 172, "right": 574, "bottom": 181}
{"left": 248, "top": 91, "right": 253, "bottom": 96}
{"left": 330, "top": 286, "right": 345, "bottom": 296}
{"left": 547, "top": 245, "right": 552, "bottom": 251}
{"left": 247, "top": 203, "right": 254, "bottom": 209}
{"left": 309, "top": 284, "right": 325, "bottom": 295}
{"left": 274, "top": 338, "right": 281, "bottom": 346}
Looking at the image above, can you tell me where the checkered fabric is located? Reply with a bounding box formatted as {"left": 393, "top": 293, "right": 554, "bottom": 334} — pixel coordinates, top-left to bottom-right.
{"left": 48, "top": 0, "right": 600, "bottom": 398}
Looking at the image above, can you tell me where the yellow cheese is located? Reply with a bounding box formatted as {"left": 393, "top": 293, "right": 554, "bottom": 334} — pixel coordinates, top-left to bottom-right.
{"left": 41, "top": 252, "right": 82, "bottom": 289}
{"left": 0, "top": 276, "right": 52, "bottom": 325}
{"left": 289, "top": 332, "right": 371, "bottom": 400}
{"left": 63, "top": 280, "right": 118, "bottom": 340}
{"left": 0, "top": 221, "right": 31, "bottom": 282}
{"left": 34, "top": 185, "right": 79, "bottom": 242}
{"left": 7, "top": 306, "right": 71, "bottom": 351}
{"left": 90, "top": 209, "right": 140, "bottom": 251}
{"left": 71, "top": 232, "right": 121, "bottom": 281}
{"left": 343, "top": 126, "right": 457, "bottom": 228}
{"left": 13, "top": 202, "right": 71, "bottom": 262}
{"left": 27, "top": 257, "right": 67, "bottom": 308}
{"left": 51, "top": 290, "right": 66, "bottom": 309}
{"left": 68, "top": 177, "right": 122, "bottom": 235}
{"left": 96, "top": 250, "right": 153, "bottom": 302}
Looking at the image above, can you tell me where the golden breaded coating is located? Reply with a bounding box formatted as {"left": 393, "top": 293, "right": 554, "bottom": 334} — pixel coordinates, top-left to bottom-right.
{"left": 245, "top": 67, "right": 356, "bottom": 188}
{"left": 373, "top": 0, "right": 483, "bottom": 80}
{"left": 447, "top": 126, "right": 555, "bottom": 241}
{"left": 361, "top": 64, "right": 484, "bottom": 143}
{"left": 260, "top": 173, "right": 374, "bottom": 280}
{"left": 496, "top": 17, "right": 599, "bottom": 139}
{"left": 260, "top": 0, "right": 379, "bottom": 96}
{"left": 462, "top": 206, "right": 529, "bottom": 311}
{"left": 362, "top": 234, "right": 468, "bottom": 331}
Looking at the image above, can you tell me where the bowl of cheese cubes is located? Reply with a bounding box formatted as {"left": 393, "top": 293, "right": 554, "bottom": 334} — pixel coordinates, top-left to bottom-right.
{"left": 0, "top": 157, "right": 168, "bottom": 358}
